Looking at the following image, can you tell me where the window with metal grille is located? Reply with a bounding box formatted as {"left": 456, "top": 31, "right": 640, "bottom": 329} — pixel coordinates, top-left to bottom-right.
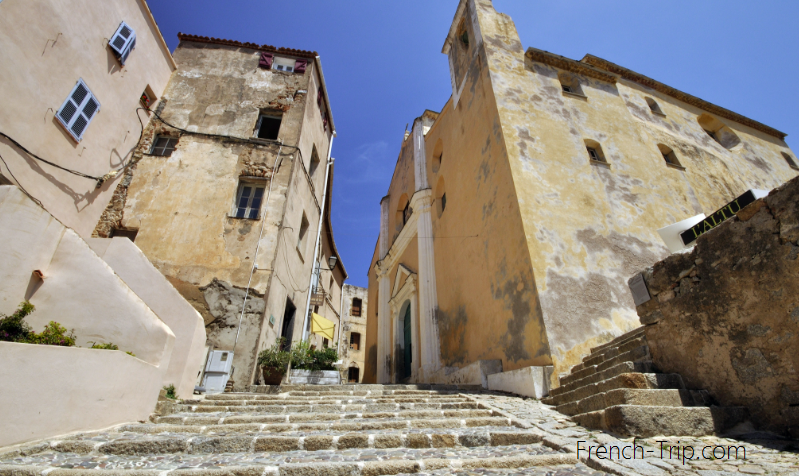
{"left": 150, "top": 136, "right": 178, "bottom": 157}
{"left": 351, "top": 298, "right": 362, "bottom": 317}
{"left": 255, "top": 114, "right": 282, "bottom": 140}
{"left": 109, "top": 21, "right": 136, "bottom": 66}
{"left": 233, "top": 182, "right": 265, "bottom": 219}
{"left": 350, "top": 332, "right": 361, "bottom": 350}
{"left": 56, "top": 79, "right": 100, "bottom": 142}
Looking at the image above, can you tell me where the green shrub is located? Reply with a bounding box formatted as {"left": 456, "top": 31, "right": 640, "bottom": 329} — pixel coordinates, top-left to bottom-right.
{"left": 0, "top": 301, "right": 35, "bottom": 342}
{"left": 257, "top": 338, "right": 290, "bottom": 376}
{"left": 163, "top": 384, "right": 177, "bottom": 400}
{"left": 0, "top": 303, "right": 75, "bottom": 347}
{"left": 27, "top": 321, "right": 76, "bottom": 347}
{"left": 289, "top": 340, "right": 338, "bottom": 371}
{"left": 90, "top": 342, "right": 119, "bottom": 350}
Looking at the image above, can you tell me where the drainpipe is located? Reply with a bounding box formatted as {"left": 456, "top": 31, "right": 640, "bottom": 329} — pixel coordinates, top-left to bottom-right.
{"left": 300, "top": 135, "right": 335, "bottom": 342}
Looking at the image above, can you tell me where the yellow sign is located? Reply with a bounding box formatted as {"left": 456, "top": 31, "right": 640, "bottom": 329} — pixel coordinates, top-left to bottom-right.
{"left": 311, "top": 313, "right": 335, "bottom": 340}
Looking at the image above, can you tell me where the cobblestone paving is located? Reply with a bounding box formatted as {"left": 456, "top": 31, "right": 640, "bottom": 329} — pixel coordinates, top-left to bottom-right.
{"left": 468, "top": 393, "right": 799, "bottom": 476}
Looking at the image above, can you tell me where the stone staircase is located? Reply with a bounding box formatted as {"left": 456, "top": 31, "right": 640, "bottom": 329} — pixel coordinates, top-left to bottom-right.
{"left": 542, "top": 327, "right": 749, "bottom": 437}
{"left": 0, "top": 384, "right": 581, "bottom": 476}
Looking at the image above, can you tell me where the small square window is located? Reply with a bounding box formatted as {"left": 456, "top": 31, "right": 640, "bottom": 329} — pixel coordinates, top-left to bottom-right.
{"left": 273, "top": 56, "right": 295, "bottom": 72}
{"left": 562, "top": 85, "right": 573, "bottom": 93}
{"left": 587, "top": 147, "right": 600, "bottom": 162}
{"left": 255, "top": 114, "right": 282, "bottom": 140}
{"left": 150, "top": 136, "right": 178, "bottom": 157}
{"left": 233, "top": 182, "right": 265, "bottom": 219}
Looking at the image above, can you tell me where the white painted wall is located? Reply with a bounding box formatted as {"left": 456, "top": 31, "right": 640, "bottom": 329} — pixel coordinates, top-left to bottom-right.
{"left": 0, "top": 342, "right": 161, "bottom": 447}
{"left": 88, "top": 238, "right": 207, "bottom": 398}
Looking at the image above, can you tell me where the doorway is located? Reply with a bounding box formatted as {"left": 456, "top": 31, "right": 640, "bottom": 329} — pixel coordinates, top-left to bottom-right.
{"left": 402, "top": 303, "right": 412, "bottom": 380}
{"left": 280, "top": 298, "right": 296, "bottom": 351}
{"left": 348, "top": 366, "right": 359, "bottom": 383}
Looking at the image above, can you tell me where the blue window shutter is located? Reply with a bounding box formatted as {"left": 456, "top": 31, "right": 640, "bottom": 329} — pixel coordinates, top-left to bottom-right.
{"left": 109, "top": 21, "right": 136, "bottom": 65}
{"left": 56, "top": 79, "right": 100, "bottom": 142}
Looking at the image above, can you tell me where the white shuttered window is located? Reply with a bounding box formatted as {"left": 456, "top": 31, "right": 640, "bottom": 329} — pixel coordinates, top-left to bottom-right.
{"left": 109, "top": 21, "right": 137, "bottom": 65}
{"left": 56, "top": 79, "right": 100, "bottom": 142}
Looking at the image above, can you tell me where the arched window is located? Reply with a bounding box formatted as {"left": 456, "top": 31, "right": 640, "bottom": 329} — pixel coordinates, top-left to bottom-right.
{"left": 396, "top": 193, "right": 410, "bottom": 231}
{"left": 658, "top": 144, "right": 683, "bottom": 169}
{"left": 645, "top": 97, "right": 664, "bottom": 115}
{"left": 435, "top": 177, "right": 446, "bottom": 218}
{"left": 432, "top": 139, "right": 443, "bottom": 173}
{"left": 697, "top": 114, "right": 741, "bottom": 149}
{"left": 584, "top": 139, "right": 607, "bottom": 164}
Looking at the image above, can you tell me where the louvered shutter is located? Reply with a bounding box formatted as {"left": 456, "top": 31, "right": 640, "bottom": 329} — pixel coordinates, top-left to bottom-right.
{"left": 259, "top": 52, "right": 273, "bottom": 69}
{"left": 56, "top": 79, "right": 101, "bottom": 142}
{"left": 109, "top": 21, "right": 136, "bottom": 65}
{"left": 294, "top": 59, "right": 307, "bottom": 74}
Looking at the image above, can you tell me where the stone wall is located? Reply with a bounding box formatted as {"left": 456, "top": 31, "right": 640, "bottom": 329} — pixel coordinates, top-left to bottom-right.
{"left": 340, "top": 284, "right": 368, "bottom": 382}
{"left": 632, "top": 175, "right": 799, "bottom": 436}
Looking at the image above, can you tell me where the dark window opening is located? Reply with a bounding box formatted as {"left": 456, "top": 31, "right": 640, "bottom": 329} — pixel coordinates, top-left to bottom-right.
{"left": 351, "top": 298, "right": 362, "bottom": 317}
{"left": 323, "top": 338, "right": 329, "bottom": 348}
{"left": 562, "top": 84, "right": 573, "bottom": 93}
{"left": 350, "top": 332, "right": 361, "bottom": 350}
{"left": 234, "top": 182, "right": 265, "bottom": 219}
{"left": 646, "top": 97, "right": 664, "bottom": 115}
{"left": 256, "top": 114, "right": 282, "bottom": 140}
{"left": 298, "top": 214, "right": 310, "bottom": 253}
{"left": 151, "top": 136, "right": 178, "bottom": 157}
{"left": 111, "top": 228, "right": 138, "bottom": 241}
{"left": 403, "top": 202, "right": 411, "bottom": 225}
{"left": 460, "top": 30, "right": 469, "bottom": 46}
{"left": 348, "top": 367, "right": 360, "bottom": 383}
{"left": 309, "top": 146, "right": 320, "bottom": 177}
{"left": 587, "top": 147, "right": 602, "bottom": 162}
{"left": 280, "top": 299, "right": 296, "bottom": 351}
{"left": 782, "top": 152, "right": 799, "bottom": 170}
{"left": 441, "top": 193, "right": 447, "bottom": 212}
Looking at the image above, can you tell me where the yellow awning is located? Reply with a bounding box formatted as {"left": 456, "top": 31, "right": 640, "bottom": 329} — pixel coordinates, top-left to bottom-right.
{"left": 311, "top": 313, "right": 335, "bottom": 340}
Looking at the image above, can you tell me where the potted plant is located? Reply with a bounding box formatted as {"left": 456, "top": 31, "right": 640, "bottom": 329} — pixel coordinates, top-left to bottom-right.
{"left": 257, "top": 338, "right": 290, "bottom": 385}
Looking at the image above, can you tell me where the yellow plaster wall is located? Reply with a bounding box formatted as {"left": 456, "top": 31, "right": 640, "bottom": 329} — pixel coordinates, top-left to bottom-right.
{"left": 473, "top": 0, "right": 799, "bottom": 383}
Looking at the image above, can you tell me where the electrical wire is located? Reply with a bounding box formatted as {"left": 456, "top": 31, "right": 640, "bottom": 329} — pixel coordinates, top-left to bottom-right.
{"left": 0, "top": 151, "right": 43, "bottom": 207}
{"left": 0, "top": 131, "right": 102, "bottom": 182}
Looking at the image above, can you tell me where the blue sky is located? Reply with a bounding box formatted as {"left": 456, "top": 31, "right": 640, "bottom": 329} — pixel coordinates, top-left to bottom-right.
{"left": 147, "top": 0, "right": 799, "bottom": 288}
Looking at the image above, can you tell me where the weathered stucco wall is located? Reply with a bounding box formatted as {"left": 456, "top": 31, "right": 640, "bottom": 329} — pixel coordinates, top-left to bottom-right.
{"left": 106, "top": 38, "right": 336, "bottom": 389}
{"left": 633, "top": 175, "right": 799, "bottom": 436}
{"left": 471, "top": 0, "right": 798, "bottom": 384}
{"left": 0, "top": 0, "right": 174, "bottom": 237}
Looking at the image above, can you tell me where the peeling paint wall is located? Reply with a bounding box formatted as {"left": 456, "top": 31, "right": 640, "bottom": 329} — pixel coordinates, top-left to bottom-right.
{"left": 472, "top": 0, "right": 798, "bottom": 385}
{"left": 96, "top": 39, "right": 336, "bottom": 389}
{"left": 365, "top": 0, "right": 798, "bottom": 388}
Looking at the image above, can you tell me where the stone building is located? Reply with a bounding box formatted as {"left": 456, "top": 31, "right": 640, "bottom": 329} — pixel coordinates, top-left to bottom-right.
{"left": 363, "top": 0, "right": 799, "bottom": 388}
{"left": 0, "top": 0, "right": 206, "bottom": 445}
{"left": 94, "top": 34, "right": 347, "bottom": 390}
{"left": 339, "top": 284, "right": 368, "bottom": 383}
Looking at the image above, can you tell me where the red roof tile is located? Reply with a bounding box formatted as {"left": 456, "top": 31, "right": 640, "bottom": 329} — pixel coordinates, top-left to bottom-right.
{"left": 177, "top": 33, "right": 318, "bottom": 59}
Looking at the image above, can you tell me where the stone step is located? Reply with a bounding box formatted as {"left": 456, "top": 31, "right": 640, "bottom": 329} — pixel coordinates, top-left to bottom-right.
{"left": 269, "top": 383, "right": 484, "bottom": 392}
{"left": 0, "top": 445, "right": 575, "bottom": 474}
{"left": 542, "top": 372, "right": 684, "bottom": 406}
{"left": 37, "top": 429, "right": 545, "bottom": 456}
{"left": 588, "top": 327, "right": 645, "bottom": 355}
{"left": 185, "top": 401, "right": 480, "bottom": 413}
{"left": 572, "top": 404, "right": 750, "bottom": 437}
{"left": 154, "top": 408, "right": 495, "bottom": 425}
{"left": 556, "top": 388, "right": 703, "bottom": 416}
{"left": 197, "top": 396, "right": 472, "bottom": 406}
{"left": 560, "top": 345, "right": 650, "bottom": 387}
{"left": 242, "top": 389, "right": 476, "bottom": 397}
{"left": 549, "top": 361, "right": 657, "bottom": 399}
{"left": 149, "top": 416, "right": 516, "bottom": 433}
{"left": 577, "top": 335, "right": 648, "bottom": 371}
